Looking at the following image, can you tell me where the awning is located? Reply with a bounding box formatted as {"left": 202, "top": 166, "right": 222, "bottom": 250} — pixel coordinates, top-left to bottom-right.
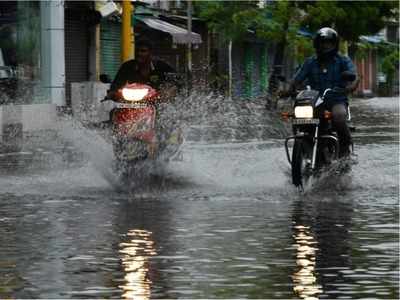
{"left": 297, "top": 28, "right": 314, "bottom": 38}
{"left": 137, "top": 17, "right": 202, "bottom": 44}
{"left": 360, "top": 35, "right": 384, "bottom": 44}
{"left": 359, "top": 35, "right": 397, "bottom": 47}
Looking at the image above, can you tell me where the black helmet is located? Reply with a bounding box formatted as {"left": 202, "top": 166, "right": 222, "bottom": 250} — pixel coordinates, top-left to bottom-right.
{"left": 313, "top": 27, "right": 339, "bottom": 61}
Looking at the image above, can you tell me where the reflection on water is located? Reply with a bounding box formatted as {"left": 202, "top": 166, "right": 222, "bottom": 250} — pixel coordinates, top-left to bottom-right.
{"left": 119, "top": 229, "right": 157, "bottom": 300}
{"left": 292, "top": 224, "right": 323, "bottom": 300}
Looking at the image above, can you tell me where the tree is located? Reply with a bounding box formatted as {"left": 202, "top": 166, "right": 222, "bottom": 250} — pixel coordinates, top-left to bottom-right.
{"left": 194, "top": 1, "right": 398, "bottom": 102}
{"left": 298, "top": 1, "right": 398, "bottom": 55}
{"left": 194, "top": 1, "right": 302, "bottom": 100}
{"left": 194, "top": 1, "right": 262, "bottom": 98}
{"left": 194, "top": 1, "right": 261, "bottom": 42}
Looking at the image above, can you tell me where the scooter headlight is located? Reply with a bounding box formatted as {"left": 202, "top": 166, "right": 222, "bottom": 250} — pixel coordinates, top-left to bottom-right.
{"left": 122, "top": 88, "right": 149, "bottom": 102}
{"left": 294, "top": 106, "right": 314, "bottom": 118}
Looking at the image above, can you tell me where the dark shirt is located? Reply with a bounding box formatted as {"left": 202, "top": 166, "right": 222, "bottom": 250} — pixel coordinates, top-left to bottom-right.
{"left": 294, "top": 54, "right": 356, "bottom": 103}
{"left": 110, "top": 59, "right": 176, "bottom": 91}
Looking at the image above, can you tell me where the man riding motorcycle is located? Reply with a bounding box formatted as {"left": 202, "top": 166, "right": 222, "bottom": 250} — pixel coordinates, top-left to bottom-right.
{"left": 283, "top": 27, "right": 359, "bottom": 157}
{"left": 107, "top": 38, "right": 178, "bottom": 156}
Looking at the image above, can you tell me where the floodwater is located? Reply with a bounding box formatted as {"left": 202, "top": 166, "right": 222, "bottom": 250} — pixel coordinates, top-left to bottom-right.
{"left": 0, "top": 96, "right": 398, "bottom": 299}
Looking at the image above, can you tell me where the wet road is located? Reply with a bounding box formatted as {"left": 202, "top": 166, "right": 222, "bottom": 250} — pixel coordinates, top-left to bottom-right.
{"left": 0, "top": 96, "right": 398, "bottom": 299}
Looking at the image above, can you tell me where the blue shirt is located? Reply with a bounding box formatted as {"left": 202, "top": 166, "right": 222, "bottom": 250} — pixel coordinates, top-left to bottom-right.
{"left": 294, "top": 54, "right": 356, "bottom": 103}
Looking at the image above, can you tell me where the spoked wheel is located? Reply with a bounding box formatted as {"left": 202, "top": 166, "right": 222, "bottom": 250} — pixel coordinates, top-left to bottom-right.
{"left": 291, "top": 139, "right": 311, "bottom": 188}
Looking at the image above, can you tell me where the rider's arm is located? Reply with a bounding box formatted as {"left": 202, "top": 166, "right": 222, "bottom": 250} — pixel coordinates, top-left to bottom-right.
{"left": 158, "top": 60, "right": 176, "bottom": 74}
{"left": 108, "top": 61, "right": 134, "bottom": 97}
{"left": 342, "top": 57, "right": 359, "bottom": 94}
{"left": 285, "top": 58, "right": 313, "bottom": 95}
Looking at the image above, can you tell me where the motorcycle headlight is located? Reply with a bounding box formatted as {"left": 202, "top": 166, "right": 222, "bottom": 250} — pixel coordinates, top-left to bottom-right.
{"left": 122, "top": 88, "right": 149, "bottom": 102}
{"left": 294, "top": 106, "right": 313, "bottom": 118}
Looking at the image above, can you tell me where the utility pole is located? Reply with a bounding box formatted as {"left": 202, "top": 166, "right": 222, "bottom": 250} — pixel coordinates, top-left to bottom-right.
{"left": 187, "top": 0, "right": 192, "bottom": 94}
{"left": 40, "top": 0, "right": 65, "bottom": 106}
{"left": 121, "top": 0, "right": 133, "bottom": 62}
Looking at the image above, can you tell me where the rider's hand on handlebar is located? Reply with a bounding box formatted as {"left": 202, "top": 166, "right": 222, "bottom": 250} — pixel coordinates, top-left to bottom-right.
{"left": 101, "top": 90, "right": 117, "bottom": 102}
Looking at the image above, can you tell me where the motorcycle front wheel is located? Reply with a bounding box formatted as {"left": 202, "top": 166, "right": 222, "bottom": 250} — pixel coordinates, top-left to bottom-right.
{"left": 291, "top": 139, "right": 311, "bottom": 188}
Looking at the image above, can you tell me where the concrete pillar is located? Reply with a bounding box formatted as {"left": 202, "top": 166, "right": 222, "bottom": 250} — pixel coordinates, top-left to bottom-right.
{"left": 89, "top": 25, "right": 101, "bottom": 81}
{"left": 40, "top": 0, "right": 66, "bottom": 106}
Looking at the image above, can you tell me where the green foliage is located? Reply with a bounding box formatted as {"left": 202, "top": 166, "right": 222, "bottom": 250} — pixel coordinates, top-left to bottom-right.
{"left": 194, "top": 1, "right": 303, "bottom": 44}
{"left": 195, "top": 0, "right": 398, "bottom": 46}
{"left": 299, "top": 1, "right": 398, "bottom": 42}
{"left": 355, "top": 42, "right": 376, "bottom": 60}
{"left": 355, "top": 39, "right": 399, "bottom": 84}
{"left": 294, "top": 36, "right": 314, "bottom": 63}
{"left": 195, "top": 0, "right": 398, "bottom": 89}
{"left": 194, "top": 1, "right": 260, "bottom": 42}
{"left": 381, "top": 45, "right": 399, "bottom": 84}
{"left": 16, "top": 1, "right": 41, "bottom": 66}
{"left": 256, "top": 1, "right": 302, "bottom": 43}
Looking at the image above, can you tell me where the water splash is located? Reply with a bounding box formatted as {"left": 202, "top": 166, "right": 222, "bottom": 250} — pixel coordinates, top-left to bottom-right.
{"left": 177, "top": 91, "right": 288, "bottom": 143}
{"left": 56, "top": 115, "right": 119, "bottom": 188}
{"left": 1, "top": 90, "right": 292, "bottom": 195}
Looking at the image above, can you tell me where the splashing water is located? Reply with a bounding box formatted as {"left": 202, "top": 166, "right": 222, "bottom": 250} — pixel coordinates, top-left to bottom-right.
{"left": 56, "top": 115, "right": 119, "bottom": 188}
{"left": 0, "top": 90, "right": 292, "bottom": 196}
{"left": 53, "top": 91, "right": 290, "bottom": 193}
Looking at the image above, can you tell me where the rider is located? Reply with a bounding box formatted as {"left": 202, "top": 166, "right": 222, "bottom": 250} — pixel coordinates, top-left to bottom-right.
{"left": 107, "top": 38, "right": 179, "bottom": 156}
{"left": 284, "top": 27, "right": 358, "bottom": 157}
{"left": 108, "top": 38, "right": 177, "bottom": 99}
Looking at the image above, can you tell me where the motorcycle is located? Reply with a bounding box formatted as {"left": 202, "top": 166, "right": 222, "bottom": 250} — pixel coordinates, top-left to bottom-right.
{"left": 102, "top": 82, "right": 183, "bottom": 180}
{"left": 281, "top": 72, "right": 356, "bottom": 189}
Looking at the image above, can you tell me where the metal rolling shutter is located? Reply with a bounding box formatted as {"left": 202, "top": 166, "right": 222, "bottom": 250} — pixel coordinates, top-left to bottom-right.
{"left": 65, "top": 17, "right": 89, "bottom": 105}
{"left": 100, "top": 20, "right": 121, "bottom": 81}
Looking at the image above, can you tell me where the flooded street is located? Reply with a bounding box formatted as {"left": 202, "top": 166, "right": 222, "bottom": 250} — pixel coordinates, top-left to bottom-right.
{"left": 0, "top": 97, "right": 398, "bottom": 299}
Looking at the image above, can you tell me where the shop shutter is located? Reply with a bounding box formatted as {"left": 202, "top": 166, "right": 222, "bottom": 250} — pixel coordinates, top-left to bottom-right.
{"left": 243, "top": 44, "right": 254, "bottom": 98}
{"left": 100, "top": 20, "right": 121, "bottom": 81}
{"left": 65, "top": 17, "right": 89, "bottom": 105}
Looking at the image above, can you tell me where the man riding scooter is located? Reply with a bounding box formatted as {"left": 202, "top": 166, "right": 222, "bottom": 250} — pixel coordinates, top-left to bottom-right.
{"left": 106, "top": 38, "right": 179, "bottom": 157}
{"left": 282, "top": 27, "right": 359, "bottom": 157}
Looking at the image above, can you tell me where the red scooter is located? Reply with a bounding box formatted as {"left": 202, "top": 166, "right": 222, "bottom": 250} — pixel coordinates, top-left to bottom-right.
{"left": 102, "top": 82, "right": 183, "bottom": 179}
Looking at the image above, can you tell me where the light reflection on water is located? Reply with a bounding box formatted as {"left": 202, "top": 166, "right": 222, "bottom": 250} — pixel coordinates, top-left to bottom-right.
{"left": 292, "top": 224, "right": 323, "bottom": 300}
{"left": 119, "top": 229, "right": 157, "bottom": 300}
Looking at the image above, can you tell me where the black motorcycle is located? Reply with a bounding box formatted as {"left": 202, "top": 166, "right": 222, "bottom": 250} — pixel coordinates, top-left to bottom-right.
{"left": 282, "top": 72, "right": 356, "bottom": 189}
